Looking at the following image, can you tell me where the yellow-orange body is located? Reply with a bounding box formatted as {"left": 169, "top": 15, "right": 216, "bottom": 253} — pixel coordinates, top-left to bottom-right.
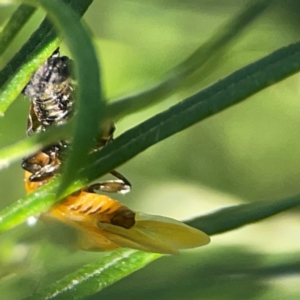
{"left": 24, "top": 171, "right": 210, "bottom": 254}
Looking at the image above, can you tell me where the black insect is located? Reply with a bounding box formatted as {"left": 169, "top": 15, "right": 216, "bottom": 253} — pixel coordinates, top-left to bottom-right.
{"left": 23, "top": 48, "right": 74, "bottom": 135}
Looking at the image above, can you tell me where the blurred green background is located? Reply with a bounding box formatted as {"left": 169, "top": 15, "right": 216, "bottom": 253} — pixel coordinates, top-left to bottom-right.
{"left": 1, "top": 0, "right": 300, "bottom": 299}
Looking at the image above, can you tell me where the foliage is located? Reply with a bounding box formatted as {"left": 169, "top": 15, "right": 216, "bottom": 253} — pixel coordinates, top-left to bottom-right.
{"left": 0, "top": 0, "right": 300, "bottom": 299}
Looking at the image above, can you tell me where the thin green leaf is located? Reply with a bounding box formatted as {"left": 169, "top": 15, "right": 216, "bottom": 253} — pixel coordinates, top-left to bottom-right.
{"left": 84, "top": 250, "right": 300, "bottom": 300}
{"left": 84, "top": 40, "right": 300, "bottom": 183}
{"left": 108, "top": 0, "right": 274, "bottom": 119}
{"left": 36, "top": 0, "right": 105, "bottom": 195}
{"left": 24, "top": 194, "right": 300, "bottom": 300}
{"left": 0, "top": 123, "right": 72, "bottom": 171}
{"left": 186, "top": 194, "right": 300, "bottom": 235}
{"left": 0, "top": 4, "right": 36, "bottom": 55}
{"left": 0, "top": 175, "right": 86, "bottom": 231}
{"left": 1, "top": 40, "right": 300, "bottom": 229}
{"left": 0, "top": 0, "right": 93, "bottom": 115}
{"left": 0, "top": 177, "right": 57, "bottom": 231}
{"left": 24, "top": 249, "right": 160, "bottom": 300}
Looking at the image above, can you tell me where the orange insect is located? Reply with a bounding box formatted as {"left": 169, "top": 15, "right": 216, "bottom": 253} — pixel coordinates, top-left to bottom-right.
{"left": 22, "top": 49, "right": 210, "bottom": 254}
{"left": 24, "top": 169, "right": 210, "bottom": 254}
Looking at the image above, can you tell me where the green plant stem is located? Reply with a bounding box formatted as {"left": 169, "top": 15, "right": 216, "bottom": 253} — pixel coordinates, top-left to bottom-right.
{"left": 186, "top": 195, "right": 300, "bottom": 235}
{"left": 0, "top": 4, "right": 36, "bottom": 55}
{"left": 85, "top": 40, "right": 300, "bottom": 182}
{"left": 0, "top": 123, "right": 72, "bottom": 170}
{"left": 24, "top": 249, "right": 160, "bottom": 300}
{"left": 36, "top": 0, "right": 105, "bottom": 195}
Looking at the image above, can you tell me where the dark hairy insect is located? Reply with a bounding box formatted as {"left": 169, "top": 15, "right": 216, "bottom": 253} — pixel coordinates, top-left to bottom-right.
{"left": 23, "top": 48, "right": 74, "bottom": 135}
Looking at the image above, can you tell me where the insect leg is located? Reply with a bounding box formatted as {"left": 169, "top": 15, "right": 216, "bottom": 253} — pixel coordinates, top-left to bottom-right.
{"left": 86, "top": 170, "right": 131, "bottom": 194}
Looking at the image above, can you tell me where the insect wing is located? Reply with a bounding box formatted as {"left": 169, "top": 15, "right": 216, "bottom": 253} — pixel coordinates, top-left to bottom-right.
{"left": 45, "top": 191, "right": 209, "bottom": 254}
{"left": 97, "top": 212, "right": 210, "bottom": 254}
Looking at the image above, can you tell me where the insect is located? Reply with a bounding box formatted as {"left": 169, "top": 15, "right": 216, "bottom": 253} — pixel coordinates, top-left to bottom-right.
{"left": 24, "top": 170, "right": 210, "bottom": 254}
{"left": 21, "top": 48, "right": 73, "bottom": 181}
{"left": 22, "top": 135, "right": 208, "bottom": 254}
{"left": 22, "top": 48, "right": 116, "bottom": 182}
{"left": 22, "top": 49, "right": 210, "bottom": 253}
{"left": 23, "top": 48, "right": 74, "bottom": 135}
